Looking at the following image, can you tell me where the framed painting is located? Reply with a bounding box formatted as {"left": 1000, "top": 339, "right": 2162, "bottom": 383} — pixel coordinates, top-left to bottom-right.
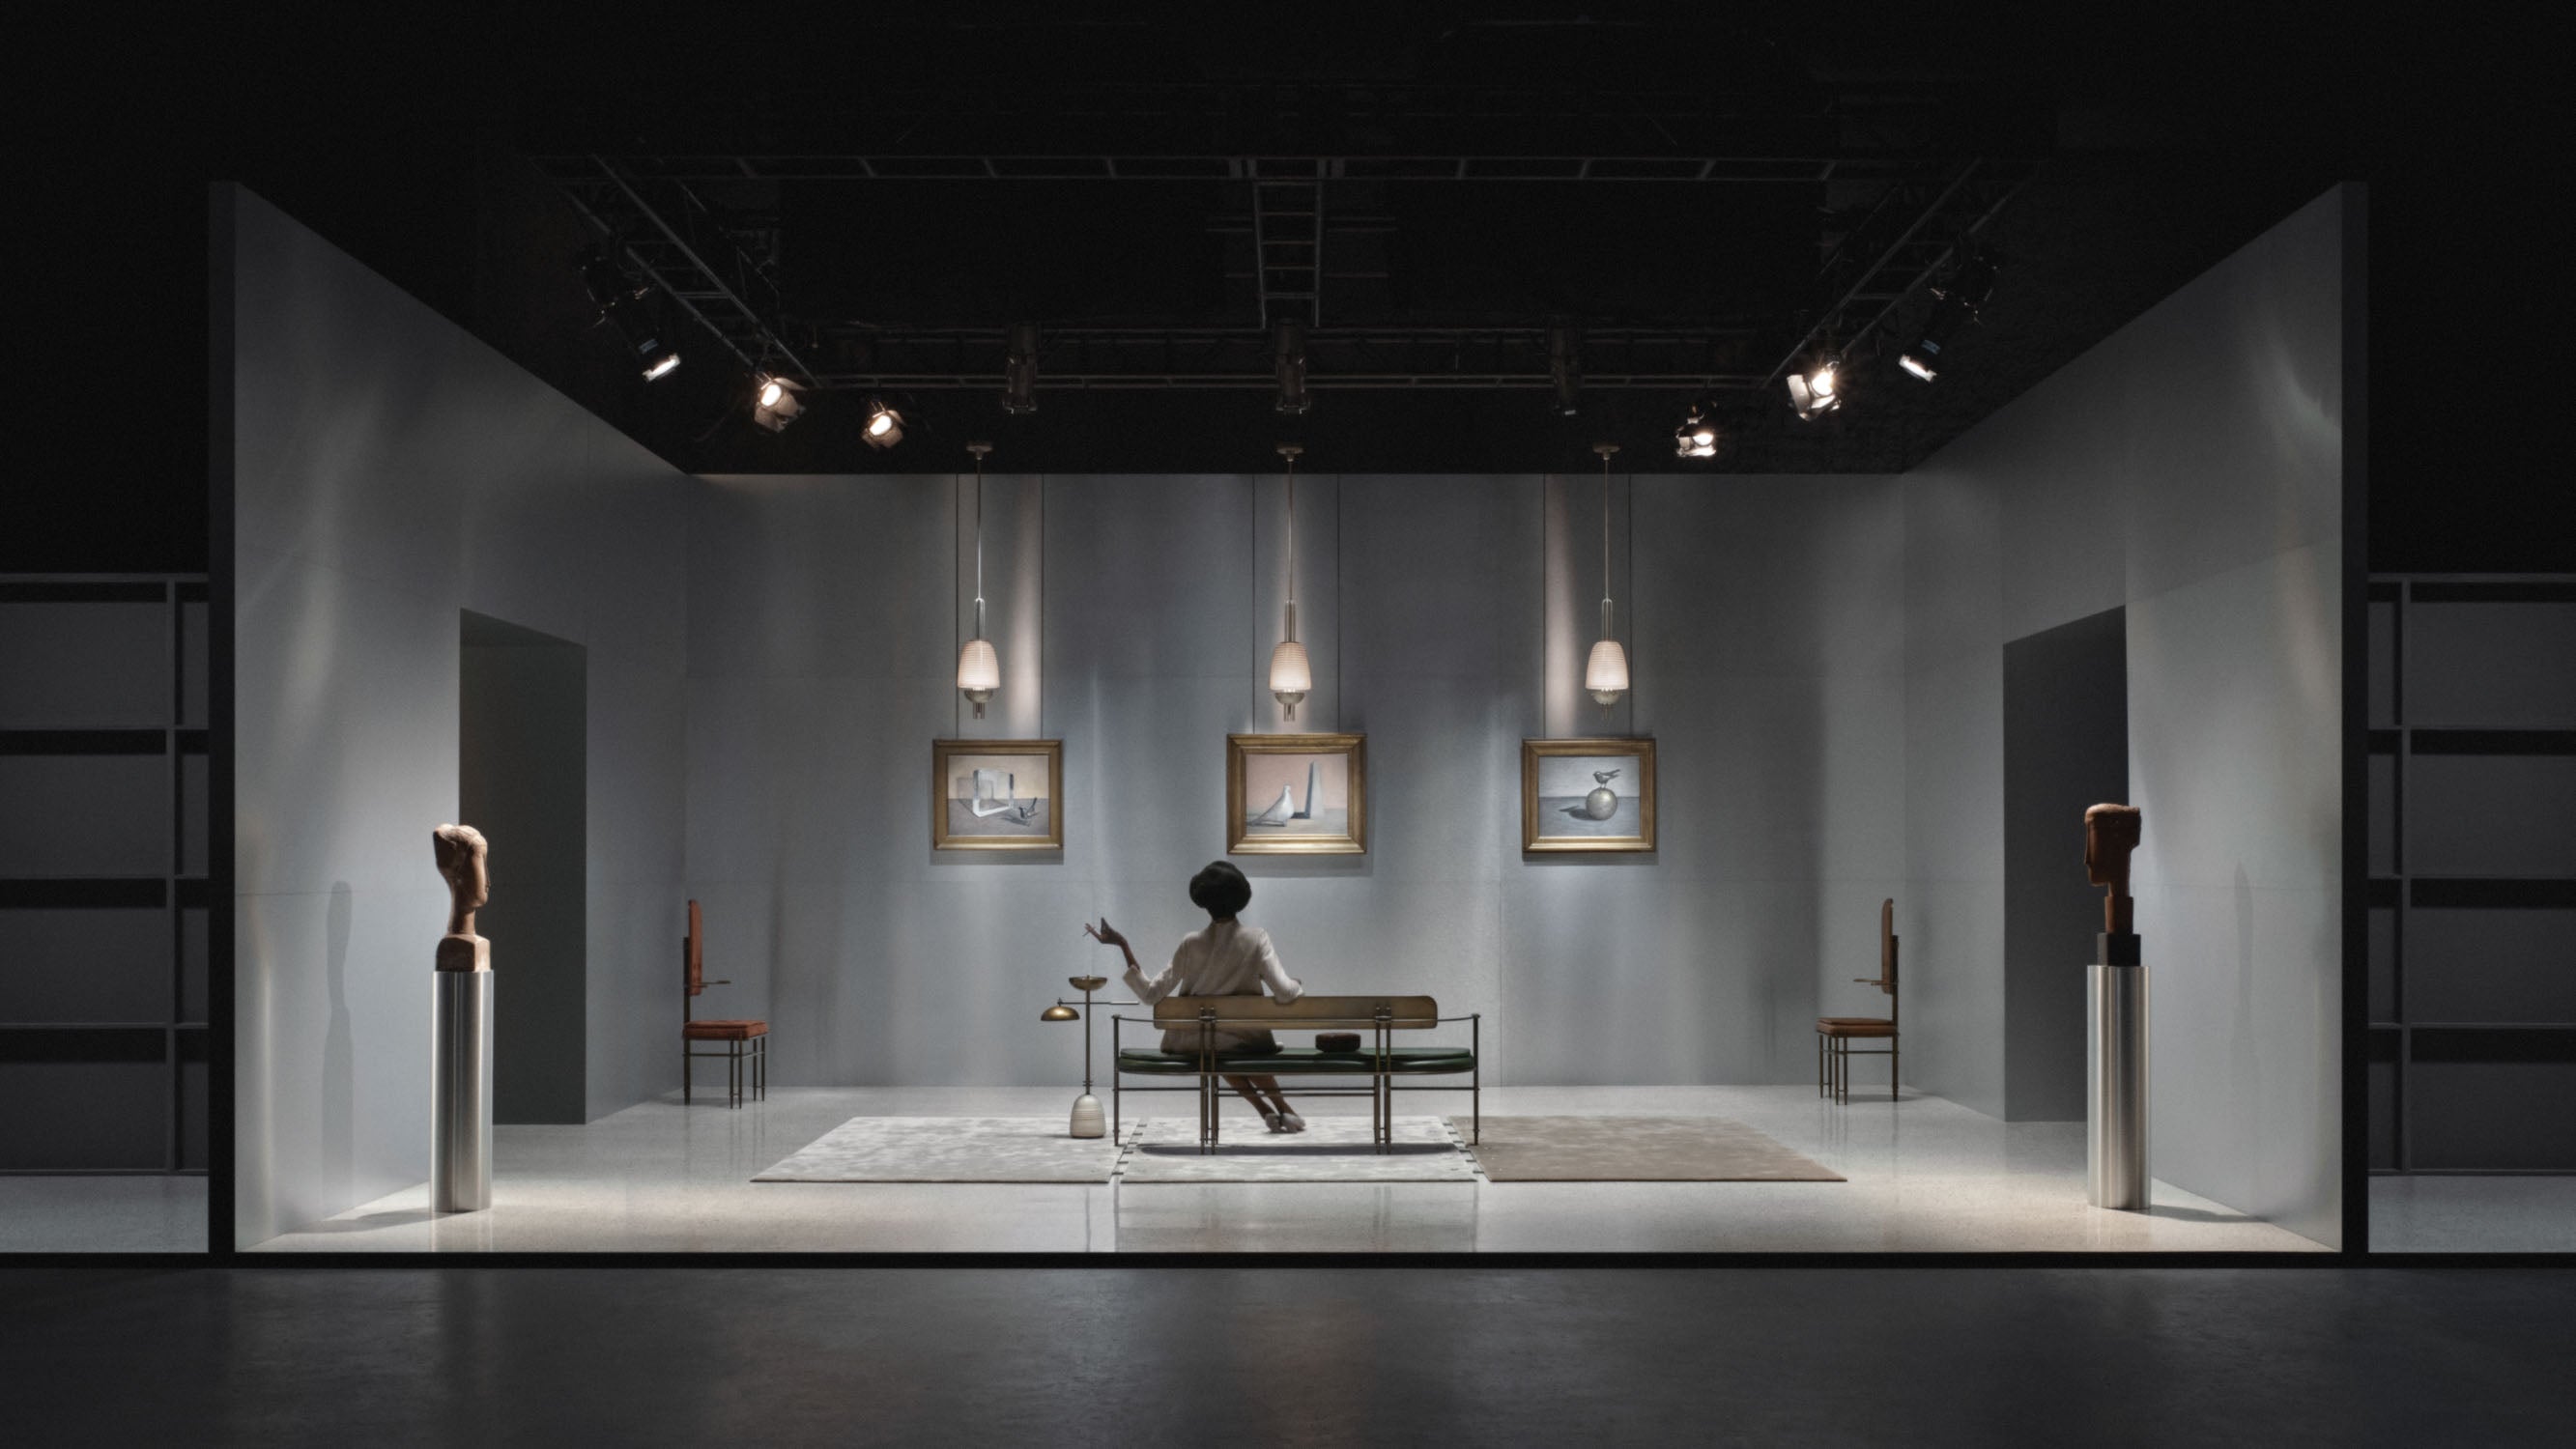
{"left": 1522, "top": 737, "right": 1656, "bottom": 853}
{"left": 1226, "top": 733, "right": 1366, "bottom": 856}
{"left": 931, "top": 739, "right": 1064, "bottom": 852}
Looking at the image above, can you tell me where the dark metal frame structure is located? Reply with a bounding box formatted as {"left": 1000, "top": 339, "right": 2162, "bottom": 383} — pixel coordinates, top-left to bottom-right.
{"left": 1110, "top": 1002, "right": 1480, "bottom": 1155}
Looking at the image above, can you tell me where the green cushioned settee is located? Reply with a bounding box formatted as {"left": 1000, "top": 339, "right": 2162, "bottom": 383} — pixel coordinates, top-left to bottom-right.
{"left": 1113, "top": 994, "right": 1479, "bottom": 1153}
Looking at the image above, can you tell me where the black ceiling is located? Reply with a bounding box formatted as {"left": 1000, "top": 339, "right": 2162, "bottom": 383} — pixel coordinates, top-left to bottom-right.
{"left": 12, "top": 7, "right": 2575, "bottom": 570}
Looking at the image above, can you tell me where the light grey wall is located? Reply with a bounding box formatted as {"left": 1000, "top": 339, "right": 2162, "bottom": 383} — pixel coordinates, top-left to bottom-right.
{"left": 1903, "top": 186, "right": 2350, "bottom": 1242}
{"left": 228, "top": 187, "right": 691, "bottom": 1244}
{"left": 685, "top": 470, "right": 1906, "bottom": 1086}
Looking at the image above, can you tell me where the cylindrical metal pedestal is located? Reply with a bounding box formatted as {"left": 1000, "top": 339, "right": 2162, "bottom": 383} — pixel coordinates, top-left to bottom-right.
{"left": 2087, "top": 963, "right": 2149, "bottom": 1211}
{"left": 432, "top": 972, "right": 493, "bottom": 1212}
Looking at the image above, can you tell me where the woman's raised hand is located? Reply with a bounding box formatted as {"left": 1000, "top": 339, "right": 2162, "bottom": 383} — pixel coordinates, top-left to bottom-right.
{"left": 1083, "top": 918, "right": 1129, "bottom": 951}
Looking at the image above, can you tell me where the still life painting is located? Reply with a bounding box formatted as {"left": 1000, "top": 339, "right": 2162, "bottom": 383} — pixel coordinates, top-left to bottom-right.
{"left": 1227, "top": 733, "right": 1365, "bottom": 855}
{"left": 1522, "top": 737, "right": 1656, "bottom": 853}
{"left": 932, "top": 739, "right": 1063, "bottom": 851}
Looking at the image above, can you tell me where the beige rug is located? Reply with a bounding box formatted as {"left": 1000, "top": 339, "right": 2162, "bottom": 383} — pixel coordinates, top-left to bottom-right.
{"left": 1454, "top": 1116, "right": 1845, "bottom": 1182}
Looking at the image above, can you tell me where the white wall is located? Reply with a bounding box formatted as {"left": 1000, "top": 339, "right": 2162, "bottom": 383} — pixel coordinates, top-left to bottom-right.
{"left": 1903, "top": 186, "right": 2351, "bottom": 1243}
{"left": 683, "top": 470, "right": 1907, "bottom": 1086}
{"left": 227, "top": 187, "right": 692, "bottom": 1244}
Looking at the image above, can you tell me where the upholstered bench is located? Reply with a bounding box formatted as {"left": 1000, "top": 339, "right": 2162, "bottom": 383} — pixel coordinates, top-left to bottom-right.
{"left": 1112, "top": 995, "right": 1479, "bottom": 1152}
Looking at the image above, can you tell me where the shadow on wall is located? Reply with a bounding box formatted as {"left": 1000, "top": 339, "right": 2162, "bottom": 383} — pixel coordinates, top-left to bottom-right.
{"left": 321, "top": 881, "right": 353, "bottom": 1212}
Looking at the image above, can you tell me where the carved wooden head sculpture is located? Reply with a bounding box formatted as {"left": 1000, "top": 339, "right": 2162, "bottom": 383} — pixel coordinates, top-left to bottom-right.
{"left": 432, "top": 823, "right": 489, "bottom": 937}
{"left": 2084, "top": 804, "right": 2141, "bottom": 931}
{"left": 2083, "top": 805, "right": 2141, "bottom": 891}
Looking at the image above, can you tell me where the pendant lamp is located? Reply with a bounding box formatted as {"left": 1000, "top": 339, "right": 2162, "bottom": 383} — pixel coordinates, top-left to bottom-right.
{"left": 1268, "top": 443, "right": 1313, "bottom": 719}
{"left": 1585, "top": 441, "right": 1630, "bottom": 711}
{"left": 956, "top": 441, "right": 1000, "bottom": 719}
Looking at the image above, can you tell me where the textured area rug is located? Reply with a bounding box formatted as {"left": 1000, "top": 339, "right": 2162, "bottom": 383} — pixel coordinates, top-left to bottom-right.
{"left": 754, "top": 1117, "right": 1134, "bottom": 1183}
{"left": 1120, "top": 1115, "right": 1476, "bottom": 1182}
{"left": 1457, "top": 1116, "right": 1845, "bottom": 1181}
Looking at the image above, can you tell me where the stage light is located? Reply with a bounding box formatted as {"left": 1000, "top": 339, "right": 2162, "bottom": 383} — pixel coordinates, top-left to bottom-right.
{"left": 862, "top": 398, "right": 905, "bottom": 449}
{"left": 1899, "top": 254, "right": 1998, "bottom": 384}
{"left": 579, "top": 246, "right": 681, "bottom": 382}
{"left": 750, "top": 373, "right": 803, "bottom": 432}
{"left": 1674, "top": 405, "right": 1720, "bottom": 459}
{"left": 1004, "top": 323, "right": 1040, "bottom": 414}
{"left": 1549, "top": 326, "right": 1581, "bottom": 416}
{"left": 1274, "top": 320, "right": 1310, "bottom": 415}
{"left": 1787, "top": 355, "right": 1842, "bottom": 421}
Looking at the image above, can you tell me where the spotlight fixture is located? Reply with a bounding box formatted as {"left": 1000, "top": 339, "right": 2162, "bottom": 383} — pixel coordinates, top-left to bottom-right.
{"left": 1549, "top": 326, "right": 1582, "bottom": 417}
{"left": 862, "top": 398, "right": 905, "bottom": 449}
{"left": 1274, "top": 320, "right": 1311, "bottom": 415}
{"left": 1786, "top": 355, "right": 1842, "bottom": 421}
{"left": 1268, "top": 444, "right": 1313, "bottom": 720}
{"left": 1003, "top": 323, "right": 1040, "bottom": 415}
{"left": 750, "top": 373, "right": 803, "bottom": 432}
{"left": 1674, "top": 403, "right": 1721, "bottom": 459}
{"left": 1899, "top": 253, "right": 1998, "bottom": 383}
{"left": 956, "top": 442, "right": 1001, "bottom": 719}
{"left": 1586, "top": 442, "right": 1630, "bottom": 712}
{"left": 578, "top": 246, "right": 680, "bottom": 382}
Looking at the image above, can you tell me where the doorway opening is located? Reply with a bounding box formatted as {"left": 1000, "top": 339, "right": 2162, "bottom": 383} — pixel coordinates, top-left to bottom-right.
{"left": 460, "top": 611, "right": 587, "bottom": 1125}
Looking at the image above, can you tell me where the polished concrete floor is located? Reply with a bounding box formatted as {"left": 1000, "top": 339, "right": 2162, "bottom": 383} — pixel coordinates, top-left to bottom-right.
{"left": 254, "top": 1086, "right": 2323, "bottom": 1253}
{"left": 4, "top": 1265, "right": 2570, "bottom": 1445}
{"left": 2371, "top": 1176, "right": 2576, "bottom": 1252}
{"left": 0, "top": 1177, "right": 206, "bottom": 1253}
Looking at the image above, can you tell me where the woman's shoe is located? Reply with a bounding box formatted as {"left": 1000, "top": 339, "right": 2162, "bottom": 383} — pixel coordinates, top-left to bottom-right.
{"left": 1278, "top": 1111, "right": 1307, "bottom": 1133}
{"left": 1261, "top": 1110, "right": 1287, "bottom": 1133}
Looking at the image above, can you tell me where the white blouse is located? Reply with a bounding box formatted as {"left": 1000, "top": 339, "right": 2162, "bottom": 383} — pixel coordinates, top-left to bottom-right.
{"left": 1124, "top": 920, "right": 1305, "bottom": 1051}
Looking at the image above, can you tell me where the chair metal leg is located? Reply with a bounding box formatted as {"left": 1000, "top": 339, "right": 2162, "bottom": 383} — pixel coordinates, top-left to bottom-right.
{"left": 683, "top": 1048, "right": 692, "bottom": 1105}
{"left": 1890, "top": 1036, "right": 1899, "bottom": 1101}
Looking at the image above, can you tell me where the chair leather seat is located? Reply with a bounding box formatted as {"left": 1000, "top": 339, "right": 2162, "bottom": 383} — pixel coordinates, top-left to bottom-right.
{"left": 1815, "top": 1017, "right": 1895, "bottom": 1037}
{"left": 684, "top": 1019, "right": 768, "bottom": 1040}
{"left": 1116, "top": 1046, "right": 1474, "bottom": 1075}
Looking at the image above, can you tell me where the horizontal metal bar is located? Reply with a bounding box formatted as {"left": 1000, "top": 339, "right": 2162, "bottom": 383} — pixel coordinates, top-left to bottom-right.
{"left": 808, "top": 374, "right": 1766, "bottom": 390}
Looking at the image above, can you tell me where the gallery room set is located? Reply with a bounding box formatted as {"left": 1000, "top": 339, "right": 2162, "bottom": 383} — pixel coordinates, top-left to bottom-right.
{"left": 9, "top": 50, "right": 2566, "bottom": 1260}
{"left": 201, "top": 162, "right": 2367, "bottom": 1257}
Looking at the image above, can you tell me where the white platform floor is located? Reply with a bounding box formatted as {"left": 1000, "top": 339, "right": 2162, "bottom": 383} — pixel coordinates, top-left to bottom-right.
{"left": 253, "top": 1086, "right": 2325, "bottom": 1254}
{"left": 0, "top": 1176, "right": 207, "bottom": 1253}
{"left": 2369, "top": 1176, "right": 2576, "bottom": 1253}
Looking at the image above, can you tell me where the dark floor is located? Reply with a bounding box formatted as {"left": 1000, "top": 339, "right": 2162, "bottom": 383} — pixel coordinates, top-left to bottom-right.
{"left": 4, "top": 1267, "right": 2570, "bottom": 1445}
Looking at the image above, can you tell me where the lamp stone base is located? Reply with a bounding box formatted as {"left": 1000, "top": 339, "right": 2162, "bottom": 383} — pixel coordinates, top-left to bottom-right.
{"left": 1070, "top": 1094, "right": 1105, "bottom": 1139}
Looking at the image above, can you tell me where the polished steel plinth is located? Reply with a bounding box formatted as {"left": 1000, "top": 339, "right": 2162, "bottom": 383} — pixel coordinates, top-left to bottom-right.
{"left": 2087, "top": 963, "right": 2150, "bottom": 1211}
{"left": 432, "top": 972, "right": 493, "bottom": 1212}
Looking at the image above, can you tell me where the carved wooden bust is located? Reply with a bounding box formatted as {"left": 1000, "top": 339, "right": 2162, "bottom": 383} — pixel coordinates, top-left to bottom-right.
{"left": 2084, "top": 804, "right": 2142, "bottom": 933}
{"left": 433, "top": 823, "right": 491, "bottom": 972}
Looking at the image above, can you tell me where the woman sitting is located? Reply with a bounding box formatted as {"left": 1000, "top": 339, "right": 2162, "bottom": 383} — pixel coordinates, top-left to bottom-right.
{"left": 1084, "top": 861, "right": 1307, "bottom": 1133}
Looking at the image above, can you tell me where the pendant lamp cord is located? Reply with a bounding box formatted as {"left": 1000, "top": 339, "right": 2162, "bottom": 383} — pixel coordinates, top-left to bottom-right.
{"left": 1285, "top": 455, "right": 1297, "bottom": 612}
{"left": 973, "top": 452, "right": 987, "bottom": 635}
{"left": 1600, "top": 448, "right": 1615, "bottom": 636}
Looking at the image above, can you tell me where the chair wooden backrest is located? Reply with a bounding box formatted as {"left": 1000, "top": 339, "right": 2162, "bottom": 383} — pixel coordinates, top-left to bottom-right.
{"left": 1849, "top": 897, "right": 1899, "bottom": 1026}
{"left": 682, "top": 899, "right": 733, "bottom": 1024}
{"left": 1154, "top": 994, "right": 1440, "bottom": 1031}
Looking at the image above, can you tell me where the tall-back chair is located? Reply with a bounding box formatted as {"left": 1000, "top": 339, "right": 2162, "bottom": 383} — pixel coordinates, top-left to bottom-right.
{"left": 681, "top": 899, "right": 767, "bottom": 1107}
{"left": 1817, "top": 897, "right": 1899, "bottom": 1103}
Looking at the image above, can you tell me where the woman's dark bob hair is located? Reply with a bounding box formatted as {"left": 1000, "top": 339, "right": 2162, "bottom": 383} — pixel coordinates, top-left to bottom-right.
{"left": 1188, "top": 860, "right": 1253, "bottom": 918}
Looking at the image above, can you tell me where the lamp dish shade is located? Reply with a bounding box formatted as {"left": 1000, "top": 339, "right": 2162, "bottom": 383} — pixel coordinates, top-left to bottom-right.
{"left": 1585, "top": 638, "right": 1630, "bottom": 696}
{"left": 1268, "top": 639, "right": 1312, "bottom": 695}
{"left": 956, "top": 638, "right": 1000, "bottom": 693}
{"left": 1041, "top": 1004, "right": 1079, "bottom": 1022}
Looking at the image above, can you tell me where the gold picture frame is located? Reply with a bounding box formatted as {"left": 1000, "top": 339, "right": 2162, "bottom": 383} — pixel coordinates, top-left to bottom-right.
{"left": 1522, "top": 737, "right": 1656, "bottom": 853}
{"left": 1226, "top": 733, "right": 1366, "bottom": 855}
{"left": 931, "top": 739, "right": 1064, "bottom": 852}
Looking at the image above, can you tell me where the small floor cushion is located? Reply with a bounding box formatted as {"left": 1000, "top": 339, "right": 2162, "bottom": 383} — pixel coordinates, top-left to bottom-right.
{"left": 684, "top": 1019, "right": 769, "bottom": 1040}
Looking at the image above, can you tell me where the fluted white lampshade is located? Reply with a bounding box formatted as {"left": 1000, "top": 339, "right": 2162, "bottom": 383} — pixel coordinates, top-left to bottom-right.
{"left": 1269, "top": 639, "right": 1312, "bottom": 719}
{"left": 957, "top": 637, "right": 1000, "bottom": 717}
{"left": 1585, "top": 637, "right": 1629, "bottom": 705}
